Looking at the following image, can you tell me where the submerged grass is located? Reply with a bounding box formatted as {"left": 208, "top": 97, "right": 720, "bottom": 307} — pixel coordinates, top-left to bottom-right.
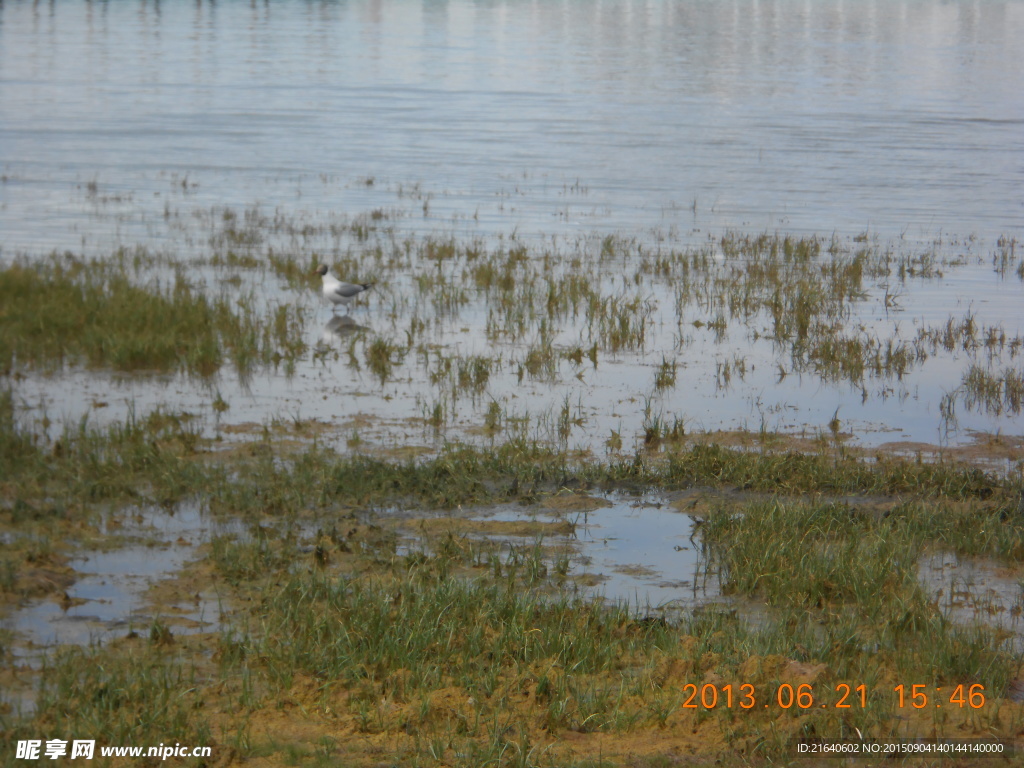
{"left": 0, "top": 392, "right": 206, "bottom": 508}
{"left": 203, "top": 437, "right": 1009, "bottom": 523}
{"left": 1, "top": 391, "right": 1010, "bottom": 519}
{"left": 7, "top": 221, "right": 1024, "bottom": 459}
{"left": 0, "top": 254, "right": 307, "bottom": 379}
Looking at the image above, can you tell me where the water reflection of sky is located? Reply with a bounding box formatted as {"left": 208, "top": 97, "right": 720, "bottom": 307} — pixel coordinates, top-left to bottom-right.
{"left": 0, "top": 0, "right": 1022, "bottom": 253}
{"left": 2, "top": 504, "right": 219, "bottom": 656}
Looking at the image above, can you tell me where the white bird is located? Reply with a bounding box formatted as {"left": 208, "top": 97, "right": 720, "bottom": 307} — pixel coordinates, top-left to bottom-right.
{"left": 314, "top": 264, "right": 373, "bottom": 313}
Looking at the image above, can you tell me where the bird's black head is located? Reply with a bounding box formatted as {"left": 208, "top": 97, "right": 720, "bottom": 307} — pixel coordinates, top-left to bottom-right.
{"left": 314, "top": 264, "right": 328, "bottom": 276}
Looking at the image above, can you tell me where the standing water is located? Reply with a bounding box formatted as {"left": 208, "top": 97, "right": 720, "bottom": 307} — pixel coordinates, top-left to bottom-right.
{"left": 1, "top": 0, "right": 1022, "bottom": 450}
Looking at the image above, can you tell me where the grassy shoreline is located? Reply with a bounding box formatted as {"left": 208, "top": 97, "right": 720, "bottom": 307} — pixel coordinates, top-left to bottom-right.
{"left": 2, "top": 398, "right": 1024, "bottom": 765}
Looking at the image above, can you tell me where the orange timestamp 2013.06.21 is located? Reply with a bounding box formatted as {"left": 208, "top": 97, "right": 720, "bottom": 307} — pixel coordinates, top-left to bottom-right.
{"left": 676, "top": 683, "right": 987, "bottom": 710}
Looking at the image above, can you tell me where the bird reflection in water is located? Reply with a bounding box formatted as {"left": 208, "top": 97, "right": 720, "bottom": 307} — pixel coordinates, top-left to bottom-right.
{"left": 319, "top": 315, "right": 368, "bottom": 347}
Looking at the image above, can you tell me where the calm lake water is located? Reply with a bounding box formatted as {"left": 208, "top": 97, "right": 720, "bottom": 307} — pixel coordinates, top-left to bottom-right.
{"left": 2, "top": 0, "right": 1023, "bottom": 249}
{"left": 1, "top": 0, "right": 1023, "bottom": 453}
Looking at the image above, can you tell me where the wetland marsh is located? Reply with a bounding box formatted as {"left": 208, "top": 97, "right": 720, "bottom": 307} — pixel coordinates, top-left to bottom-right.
{"left": 4, "top": 219, "right": 1024, "bottom": 765}
{"left": 3, "top": 0, "right": 1024, "bottom": 765}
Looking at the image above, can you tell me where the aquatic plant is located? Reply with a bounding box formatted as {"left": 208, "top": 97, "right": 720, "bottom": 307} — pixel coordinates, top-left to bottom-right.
{"left": 0, "top": 255, "right": 307, "bottom": 380}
